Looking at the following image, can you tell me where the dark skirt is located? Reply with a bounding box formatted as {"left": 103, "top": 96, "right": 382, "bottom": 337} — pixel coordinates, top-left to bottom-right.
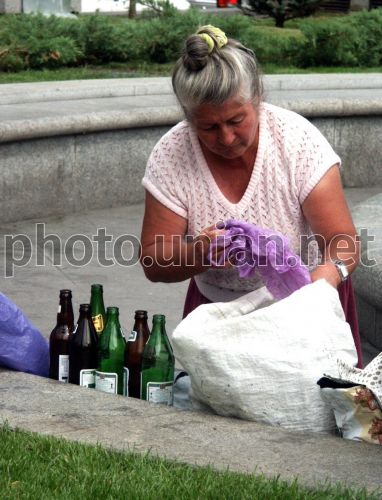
{"left": 183, "top": 277, "right": 363, "bottom": 368}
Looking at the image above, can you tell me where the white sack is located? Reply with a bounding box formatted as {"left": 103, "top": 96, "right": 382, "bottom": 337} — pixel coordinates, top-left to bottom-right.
{"left": 172, "top": 279, "right": 358, "bottom": 433}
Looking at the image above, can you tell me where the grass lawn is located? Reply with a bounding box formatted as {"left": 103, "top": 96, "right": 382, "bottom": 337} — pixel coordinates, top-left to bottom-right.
{"left": 0, "top": 425, "right": 379, "bottom": 499}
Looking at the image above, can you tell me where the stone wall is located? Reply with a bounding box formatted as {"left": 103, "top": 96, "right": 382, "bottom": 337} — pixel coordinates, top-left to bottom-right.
{"left": 0, "top": 0, "right": 22, "bottom": 13}
{"left": 0, "top": 127, "right": 168, "bottom": 223}
{"left": 1, "top": 114, "right": 381, "bottom": 223}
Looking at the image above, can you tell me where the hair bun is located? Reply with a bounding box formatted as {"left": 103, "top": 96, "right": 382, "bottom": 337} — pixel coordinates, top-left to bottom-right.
{"left": 183, "top": 34, "right": 210, "bottom": 71}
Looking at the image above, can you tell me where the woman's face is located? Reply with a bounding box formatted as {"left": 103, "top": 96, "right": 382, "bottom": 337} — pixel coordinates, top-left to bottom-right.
{"left": 191, "top": 96, "right": 259, "bottom": 160}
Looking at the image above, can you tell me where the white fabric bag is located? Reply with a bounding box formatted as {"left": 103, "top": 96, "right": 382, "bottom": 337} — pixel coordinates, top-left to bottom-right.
{"left": 172, "top": 280, "right": 358, "bottom": 433}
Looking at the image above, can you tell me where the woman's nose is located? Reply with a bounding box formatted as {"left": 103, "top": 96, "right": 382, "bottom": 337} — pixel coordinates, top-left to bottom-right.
{"left": 218, "top": 125, "right": 235, "bottom": 146}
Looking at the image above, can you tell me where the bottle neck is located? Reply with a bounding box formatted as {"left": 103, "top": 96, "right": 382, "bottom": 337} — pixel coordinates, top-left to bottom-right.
{"left": 57, "top": 298, "right": 74, "bottom": 327}
{"left": 134, "top": 318, "right": 149, "bottom": 330}
{"left": 150, "top": 320, "right": 165, "bottom": 339}
{"left": 91, "top": 291, "right": 103, "bottom": 302}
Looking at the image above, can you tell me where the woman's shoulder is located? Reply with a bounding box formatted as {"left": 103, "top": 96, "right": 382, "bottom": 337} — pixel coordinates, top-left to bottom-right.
{"left": 262, "top": 102, "right": 314, "bottom": 131}
{"left": 153, "top": 120, "right": 192, "bottom": 152}
{"left": 261, "top": 102, "right": 325, "bottom": 146}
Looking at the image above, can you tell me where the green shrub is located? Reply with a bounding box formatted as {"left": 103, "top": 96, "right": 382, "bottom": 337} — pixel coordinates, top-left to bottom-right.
{"left": 204, "top": 13, "right": 255, "bottom": 40}
{"left": 298, "top": 9, "right": 382, "bottom": 67}
{"left": 0, "top": 13, "right": 83, "bottom": 71}
{"left": 75, "top": 14, "right": 129, "bottom": 63}
{"left": 122, "top": 9, "right": 204, "bottom": 63}
{"left": 240, "top": 26, "right": 303, "bottom": 66}
{"left": 0, "top": 10, "right": 381, "bottom": 72}
{"left": 346, "top": 9, "right": 382, "bottom": 66}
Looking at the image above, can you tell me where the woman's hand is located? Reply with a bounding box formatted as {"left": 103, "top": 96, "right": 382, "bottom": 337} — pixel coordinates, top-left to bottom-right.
{"left": 310, "top": 262, "right": 341, "bottom": 289}
{"left": 195, "top": 224, "right": 231, "bottom": 269}
{"left": 141, "top": 192, "right": 230, "bottom": 282}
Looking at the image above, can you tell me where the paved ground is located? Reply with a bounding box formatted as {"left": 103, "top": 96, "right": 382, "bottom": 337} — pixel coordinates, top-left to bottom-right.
{"left": 1, "top": 188, "right": 381, "bottom": 349}
{"left": 0, "top": 187, "right": 380, "bottom": 358}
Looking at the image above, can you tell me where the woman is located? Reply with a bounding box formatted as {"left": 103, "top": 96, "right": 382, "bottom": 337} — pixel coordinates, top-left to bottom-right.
{"left": 140, "top": 25, "right": 362, "bottom": 366}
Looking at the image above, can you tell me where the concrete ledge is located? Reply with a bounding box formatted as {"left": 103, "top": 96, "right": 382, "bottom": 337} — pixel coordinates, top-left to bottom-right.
{"left": 0, "top": 78, "right": 174, "bottom": 106}
{"left": 2, "top": 74, "right": 382, "bottom": 106}
{"left": 1, "top": 368, "right": 381, "bottom": 492}
{"left": 0, "top": 106, "right": 182, "bottom": 143}
{"left": 3, "top": 99, "right": 382, "bottom": 144}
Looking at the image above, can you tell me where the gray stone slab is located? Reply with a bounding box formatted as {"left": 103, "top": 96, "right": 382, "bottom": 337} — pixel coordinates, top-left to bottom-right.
{"left": 0, "top": 369, "right": 381, "bottom": 492}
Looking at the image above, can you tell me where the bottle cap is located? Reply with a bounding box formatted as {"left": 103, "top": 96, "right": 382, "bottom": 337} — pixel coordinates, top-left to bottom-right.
{"left": 135, "top": 310, "right": 148, "bottom": 319}
{"left": 91, "top": 284, "right": 103, "bottom": 291}
{"left": 107, "top": 306, "right": 119, "bottom": 314}
{"left": 153, "top": 314, "right": 165, "bottom": 322}
{"left": 59, "top": 289, "right": 72, "bottom": 296}
{"left": 79, "top": 303, "right": 91, "bottom": 312}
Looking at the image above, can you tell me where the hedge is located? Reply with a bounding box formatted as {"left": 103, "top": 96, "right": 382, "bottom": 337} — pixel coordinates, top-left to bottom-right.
{"left": 0, "top": 9, "right": 381, "bottom": 72}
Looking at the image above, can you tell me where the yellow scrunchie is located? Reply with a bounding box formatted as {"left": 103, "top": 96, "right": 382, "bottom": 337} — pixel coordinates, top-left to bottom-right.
{"left": 197, "top": 25, "right": 228, "bottom": 54}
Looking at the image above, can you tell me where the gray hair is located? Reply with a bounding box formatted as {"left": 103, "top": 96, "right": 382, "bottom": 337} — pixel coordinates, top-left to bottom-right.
{"left": 172, "top": 25, "right": 263, "bottom": 120}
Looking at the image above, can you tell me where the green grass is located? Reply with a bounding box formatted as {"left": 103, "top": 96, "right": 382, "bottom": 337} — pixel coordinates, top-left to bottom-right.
{"left": 0, "top": 63, "right": 381, "bottom": 84}
{"left": 0, "top": 424, "right": 379, "bottom": 499}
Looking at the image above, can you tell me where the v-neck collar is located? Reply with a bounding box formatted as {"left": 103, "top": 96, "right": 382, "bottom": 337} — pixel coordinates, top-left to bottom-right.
{"left": 189, "top": 103, "right": 267, "bottom": 212}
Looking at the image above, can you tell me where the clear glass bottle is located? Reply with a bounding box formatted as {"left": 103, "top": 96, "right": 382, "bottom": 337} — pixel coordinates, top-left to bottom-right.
{"left": 141, "top": 314, "right": 175, "bottom": 405}
{"left": 96, "top": 306, "right": 126, "bottom": 395}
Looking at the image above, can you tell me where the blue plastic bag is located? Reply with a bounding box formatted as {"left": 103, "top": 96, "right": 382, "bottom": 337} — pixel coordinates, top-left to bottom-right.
{"left": 0, "top": 292, "right": 49, "bottom": 377}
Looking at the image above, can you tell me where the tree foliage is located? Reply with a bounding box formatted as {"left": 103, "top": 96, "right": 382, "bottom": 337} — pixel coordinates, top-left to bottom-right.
{"left": 242, "top": 0, "right": 324, "bottom": 28}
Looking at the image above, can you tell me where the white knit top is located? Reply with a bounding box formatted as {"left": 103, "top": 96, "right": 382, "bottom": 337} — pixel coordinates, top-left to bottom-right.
{"left": 142, "top": 102, "right": 341, "bottom": 301}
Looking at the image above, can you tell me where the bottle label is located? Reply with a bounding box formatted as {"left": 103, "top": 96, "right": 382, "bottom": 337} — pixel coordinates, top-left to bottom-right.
{"left": 58, "top": 354, "right": 69, "bottom": 383}
{"left": 146, "top": 381, "right": 174, "bottom": 405}
{"left": 128, "top": 330, "right": 137, "bottom": 342}
{"left": 80, "top": 369, "right": 96, "bottom": 389}
{"left": 92, "top": 314, "right": 104, "bottom": 333}
{"left": 95, "top": 371, "right": 117, "bottom": 394}
{"left": 123, "top": 367, "right": 129, "bottom": 397}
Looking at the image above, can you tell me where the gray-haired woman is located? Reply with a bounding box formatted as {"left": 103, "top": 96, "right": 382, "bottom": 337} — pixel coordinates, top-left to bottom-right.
{"left": 140, "top": 25, "right": 362, "bottom": 367}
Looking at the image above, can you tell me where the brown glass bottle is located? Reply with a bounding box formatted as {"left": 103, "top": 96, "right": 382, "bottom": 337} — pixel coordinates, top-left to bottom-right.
{"left": 49, "top": 289, "right": 74, "bottom": 382}
{"left": 124, "top": 310, "right": 150, "bottom": 398}
{"left": 69, "top": 304, "right": 98, "bottom": 387}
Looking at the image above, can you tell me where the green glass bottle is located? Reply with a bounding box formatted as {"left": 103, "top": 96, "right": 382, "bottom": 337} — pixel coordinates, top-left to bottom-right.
{"left": 90, "top": 284, "right": 106, "bottom": 335}
{"left": 96, "top": 306, "right": 126, "bottom": 395}
{"left": 141, "top": 314, "right": 175, "bottom": 405}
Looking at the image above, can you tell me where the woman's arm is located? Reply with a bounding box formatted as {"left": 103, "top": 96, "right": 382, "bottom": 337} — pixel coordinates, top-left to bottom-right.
{"left": 302, "top": 164, "right": 360, "bottom": 288}
{"left": 140, "top": 191, "right": 219, "bottom": 283}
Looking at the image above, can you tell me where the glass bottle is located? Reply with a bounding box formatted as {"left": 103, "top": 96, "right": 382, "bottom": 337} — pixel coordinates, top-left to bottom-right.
{"left": 141, "top": 314, "right": 175, "bottom": 405}
{"left": 124, "top": 310, "right": 150, "bottom": 398}
{"left": 90, "top": 284, "right": 106, "bottom": 335}
{"left": 49, "top": 289, "right": 74, "bottom": 382}
{"left": 69, "top": 304, "right": 98, "bottom": 388}
{"left": 96, "top": 306, "right": 126, "bottom": 395}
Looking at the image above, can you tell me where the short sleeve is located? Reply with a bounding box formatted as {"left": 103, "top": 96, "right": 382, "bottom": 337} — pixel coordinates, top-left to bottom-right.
{"left": 295, "top": 119, "right": 341, "bottom": 205}
{"left": 142, "top": 125, "right": 188, "bottom": 219}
